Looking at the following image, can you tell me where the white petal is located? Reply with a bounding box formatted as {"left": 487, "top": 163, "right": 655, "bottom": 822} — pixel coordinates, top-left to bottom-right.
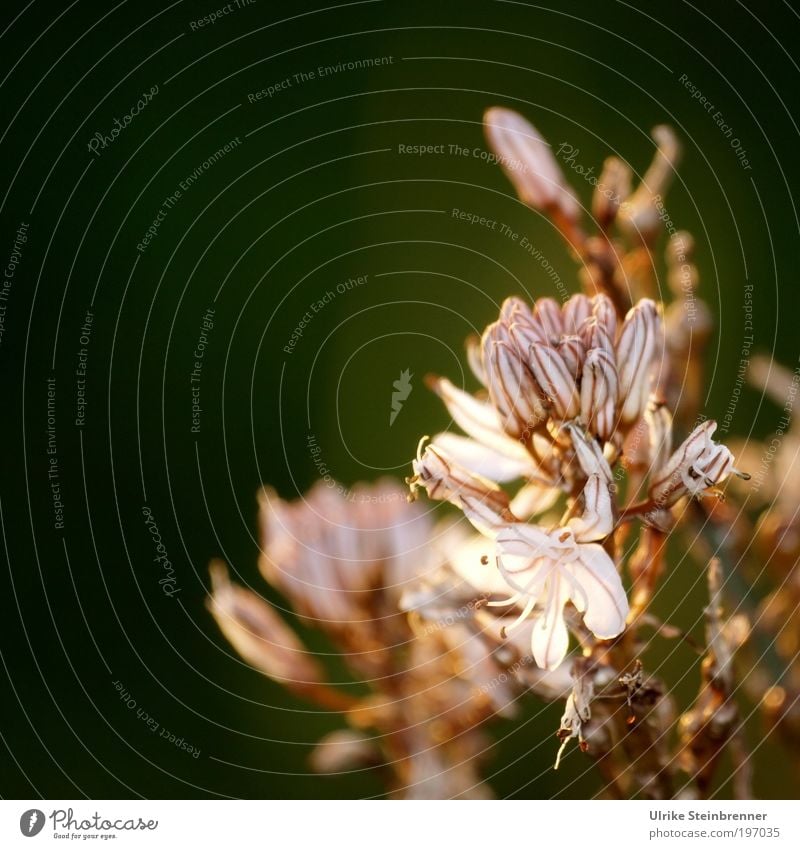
{"left": 568, "top": 474, "right": 613, "bottom": 541}
{"left": 465, "top": 334, "right": 487, "bottom": 385}
{"left": 510, "top": 481, "right": 561, "bottom": 519}
{"left": 531, "top": 574, "right": 572, "bottom": 669}
{"left": 449, "top": 534, "right": 510, "bottom": 595}
{"left": 497, "top": 523, "right": 560, "bottom": 559}
{"left": 430, "top": 377, "right": 533, "bottom": 463}
{"left": 431, "top": 432, "right": 533, "bottom": 482}
{"left": 567, "top": 545, "right": 628, "bottom": 638}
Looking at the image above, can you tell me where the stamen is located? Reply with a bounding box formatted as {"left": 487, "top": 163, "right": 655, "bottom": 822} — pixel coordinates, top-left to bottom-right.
{"left": 502, "top": 595, "right": 537, "bottom": 636}
{"left": 486, "top": 593, "right": 522, "bottom": 608}
{"left": 554, "top": 737, "right": 569, "bottom": 770}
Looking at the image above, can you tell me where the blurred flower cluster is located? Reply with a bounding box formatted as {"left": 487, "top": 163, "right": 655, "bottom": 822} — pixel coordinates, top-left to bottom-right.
{"left": 209, "top": 107, "right": 794, "bottom": 799}
{"left": 210, "top": 479, "right": 571, "bottom": 798}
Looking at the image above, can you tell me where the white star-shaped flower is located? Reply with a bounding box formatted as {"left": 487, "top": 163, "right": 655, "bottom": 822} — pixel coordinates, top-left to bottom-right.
{"left": 491, "top": 474, "right": 628, "bottom": 670}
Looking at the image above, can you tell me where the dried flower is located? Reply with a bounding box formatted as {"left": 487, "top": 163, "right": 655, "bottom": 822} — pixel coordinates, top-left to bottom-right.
{"left": 618, "top": 125, "right": 681, "bottom": 244}
{"left": 649, "top": 420, "right": 745, "bottom": 507}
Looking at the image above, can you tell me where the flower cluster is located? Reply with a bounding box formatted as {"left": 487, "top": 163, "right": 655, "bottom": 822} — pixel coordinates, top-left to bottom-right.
{"left": 211, "top": 104, "right": 764, "bottom": 800}
{"left": 409, "top": 108, "right": 745, "bottom": 677}
{"left": 209, "top": 479, "right": 569, "bottom": 798}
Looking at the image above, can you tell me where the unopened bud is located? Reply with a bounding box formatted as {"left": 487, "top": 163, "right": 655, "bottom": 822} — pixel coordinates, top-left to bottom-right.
{"left": 529, "top": 343, "right": 581, "bottom": 420}
{"left": 618, "top": 126, "right": 681, "bottom": 244}
{"left": 580, "top": 348, "right": 620, "bottom": 442}
{"left": 208, "top": 562, "right": 326, "bottom": 688}
{"left": 616, "top": 299, "right": 663, "bottom": 424}
{"left": 562, "top": 293, "right": 591, "bottom": 335}
{"left": 482, "top": 323, "right": 549, "bottom": 437}
{"left": 483, "top": 107, "right": 581, "bottom": 226}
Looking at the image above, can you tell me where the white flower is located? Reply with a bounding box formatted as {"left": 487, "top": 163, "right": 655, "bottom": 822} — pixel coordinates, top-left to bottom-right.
{"left": 491, "top": 474, "right": 628, "bottom": 670}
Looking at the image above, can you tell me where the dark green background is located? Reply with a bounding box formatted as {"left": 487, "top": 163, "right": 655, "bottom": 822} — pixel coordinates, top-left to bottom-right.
{"left": 1, "top": 0, "right": 798, "bottom": 798}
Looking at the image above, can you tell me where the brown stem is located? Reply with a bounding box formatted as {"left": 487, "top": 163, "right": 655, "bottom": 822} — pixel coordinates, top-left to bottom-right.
{"left": 628, "top": 527, "right": 668, "bottom": 624}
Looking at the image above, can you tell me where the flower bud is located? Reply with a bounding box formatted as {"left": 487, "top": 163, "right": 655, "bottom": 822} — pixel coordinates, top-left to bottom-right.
{"left": 618, "top": 125, "right": 681, "bottom": 244}
{"left": 482, "top": 325, "right": 549, "bottom": 438}
{"left": 208, "top": 562, "right": 326, "bottom": 687}
{"left": 562, "top": 293, "right": 591, "bottom": 335}
{"left": 532, "top": 297, "right": 564, "bottom": 342}
{"left": 592, "top": 156, "right": 632, "bottom": 230}
{"left": 499, "top": 295, "right": 533, "bottom": 325}
{"left": 580, "top": 347, "right": 619, "bottom": 442}
{"left": 616, "top": 299, "right": 663, "bottom": 424}
{"left": 529, "top": 343, "right": 581, "bottom": 420}
{"left": 557, "top": 334, "right": 587, "bottom": 379}
{"left": 483, "top": 107, "right": 581, "bottom": 225}
{"left": 644, "top": 396, "right": 673, "bottom": 474}
{"left": 591, "top": 293, "right": 618, "bottom": 339}
{"left": 579, "top": 317, "right": 615, "bottom": 358}
{"left": 310, "top": 730, "right": 381, "bottom": 773}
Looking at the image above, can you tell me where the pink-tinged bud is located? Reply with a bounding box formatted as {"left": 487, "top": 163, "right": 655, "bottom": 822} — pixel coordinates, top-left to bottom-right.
{"left": 591, "top": 293, "right": 618, "bottom": 339}
{"left": 208, "top": 562, "right": 326, "bottom": 687}
{"left": 529, "top": 343, "right": 580, "bottom": 420}
{"left": 410, "top": 439, "right": 515, "bottom": 535}
{"left": 592, "top": 156, "right": 632, "bottom": 229}
{"left": 499, "top": 295, "right": 534, "bottom": 325}
{"left": 618, "top": 126, "right": 681, "bottom": 244}
{"left": 616, "top": 299, "right": 663, "bottom": 424}
{"left": 649, "top": 420, "right": 747, "bottom": 507}
{"left": 580, "top": 348, "right": 619, "bottom": 442}
{"left": 579, "top": 317, "right": 615, "bottom": 358}
{"left": 509, "top": 319, "right": 547, "bottom": 352}
{"left": 483, "top": 107, "right": 581, "bottom": 225}
{"left": 562, "top": 293, "right": 591, "bottom": 334}
{"left": 482, "top": 324, "right": 549, "bottom": 437}
{"left": 532, "top": 297, "right": 564, "bottom": 342}
{"left": 557, "top": 335, "right": 587, "bottom": 379}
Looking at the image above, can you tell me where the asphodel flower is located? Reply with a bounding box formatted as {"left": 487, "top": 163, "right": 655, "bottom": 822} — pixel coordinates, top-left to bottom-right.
{"left": 411, "top": 433, "right": 627, "bottom": 671}
{"left": 491, "top": 474, "right": 627, "bottom": 670}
